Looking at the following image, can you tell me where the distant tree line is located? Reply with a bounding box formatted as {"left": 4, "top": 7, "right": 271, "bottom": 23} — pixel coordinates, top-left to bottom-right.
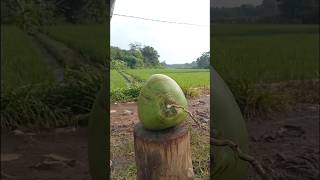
{"left": 1, "top": 0, "right": 106, "bottom": 29}
{"left": 111, "top": 43, "right": 164, "bottom": 69}
{"left": 111, "top": 43, "right": 210, "bottom": 69}
{"left": 166, "top": 52, "right": 210, "bottom": 69}
{"left": 211, "top": 0, "right": 319, "bottom": 24}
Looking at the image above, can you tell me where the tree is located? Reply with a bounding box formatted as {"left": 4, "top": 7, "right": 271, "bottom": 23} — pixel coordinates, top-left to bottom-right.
{"left": 300, "top": 0, "right": 319, "bottom": 23}
{"left": 129, "top": 42, "right": 142, "bottom": 50}
{"left": 259, "top": 0, "right": 279, "bottom": 17}
{"left": 128, "top": 44, "right": 145, "bottom": 68}
{"left": 111, "top": 44, "right": 162, "bottom": 69}
{"left": 124, "top": 55, "right": 143, "bottom": 69}
{"left": 140, "top": 46, "right": 160, "bottom": 67}
{"left": 135, "top": 58, "right": 144, "bottom": 68}
{"left": 111, "top": 47, "right": 125, "bottom": 61}
{"left": 239, "top": 4, "right": 258, "bottom": 17}
{"left": 1, "top": 0, "right": 55, "bottom": 29}
{"left": 276, "top": 0, "right": 319, "bottom": 23}
{"left": 111, "top": 60, "right": 127, "bottom": 70}
{"left": 159, "top": 61, "right": 167, "bottom": 68}
{"left": 128, "top": 45, "right": 144, "bottom": 61}
{"left": 196, "top": 52, "right": 210, "bottom": 69}
{"left": 79, "top": 0, "right": 106, "bottom": 23}
{"left": 277, "top": 0, "right": 303, "bottom": 21}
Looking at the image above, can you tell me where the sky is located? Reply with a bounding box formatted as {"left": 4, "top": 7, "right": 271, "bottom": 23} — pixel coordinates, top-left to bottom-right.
{"left": 211, "top": 0, "right": 262, "bottom": 7}
{"left": 111, "top": 0, "right": 210, "bottom": 64}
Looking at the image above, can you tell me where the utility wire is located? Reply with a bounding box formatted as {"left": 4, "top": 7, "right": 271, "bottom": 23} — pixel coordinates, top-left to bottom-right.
{"left": 113, "top": 13, "right": 209, "bottom": 27}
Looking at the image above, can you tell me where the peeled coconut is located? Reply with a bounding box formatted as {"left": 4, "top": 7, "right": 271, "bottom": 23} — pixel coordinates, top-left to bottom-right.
{"left": 137, "top": 74, "right": 188, "bottom": 130}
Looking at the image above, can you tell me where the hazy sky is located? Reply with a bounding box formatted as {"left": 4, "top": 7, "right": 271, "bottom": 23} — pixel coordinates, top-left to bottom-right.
{"left": 211, "top": 0, "right": 262, "bottom": 7}
{"left": 111, "top": 0, "right": 209, "bottom": 64}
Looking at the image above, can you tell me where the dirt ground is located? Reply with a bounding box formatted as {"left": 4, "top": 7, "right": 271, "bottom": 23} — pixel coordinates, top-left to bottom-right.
{"left": 1, "top": 94, "right": 319, "bottom": 180}
{"left": 1, "top": 127, "right": 90, "bottom": 180}
{"left": 247, "top": 103, "right": 320, "bottom": 180}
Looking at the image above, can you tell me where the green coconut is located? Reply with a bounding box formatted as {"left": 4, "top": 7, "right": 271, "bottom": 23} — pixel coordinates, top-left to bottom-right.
{"left": 137, "top": 74, "right": 188, "bottom": 130}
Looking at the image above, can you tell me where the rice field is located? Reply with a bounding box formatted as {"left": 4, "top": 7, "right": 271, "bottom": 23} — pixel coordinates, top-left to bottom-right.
{"left": 1, "top": 26, "right": 54, "bottom": 92}
{"left": 125, "top": 69, "right": 210, "bottom": 89}
{"left": 44, "top": 24, "right": 107, "bottom": 64}
{"left": 110, "top": 70, "right": 127, "bottom": 90}
{"left": 212, "top": 24, "right": 319, "bottom": 83}
{"left": 109, "top": 69, "right": 209, "bottom": 101}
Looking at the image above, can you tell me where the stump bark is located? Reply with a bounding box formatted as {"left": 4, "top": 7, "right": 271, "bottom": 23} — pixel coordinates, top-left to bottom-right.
{"left": 134, "top": 122, "right": 194, "bottom": 180}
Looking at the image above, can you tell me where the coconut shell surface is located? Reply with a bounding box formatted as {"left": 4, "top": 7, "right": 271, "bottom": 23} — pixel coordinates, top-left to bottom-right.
{"left": 138, "top": 74, "right": 188, "bottom": 130}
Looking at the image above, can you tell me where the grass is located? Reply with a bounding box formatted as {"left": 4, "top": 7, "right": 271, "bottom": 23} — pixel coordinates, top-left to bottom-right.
{"left": 43, "top": 24, "right": 107, "bottom": 65}
{"left": 111, "top": 133, "right": 136, "bottom": 180}
{"left": 1, "top": 26, "right": 54, "bottom": 92}
{"left": 212, "top": 24, "right": 319, "bottom": 117}
{"left": 190, "top": 127, "right": 210, "bottom": 179}
{"left": 1, "top": 65, "right": 104, "bottom": 129}
{"left": 111, "top": 70, "right": 128, "bottom": 90}
{"left": 212, "top": 24, "right": 319, "bottom": 83}
{"left": 125, "top": 68, "right": 209, "bottom": 91}
{"left": 110, "top": 69, "right": 210, "bottom": 102}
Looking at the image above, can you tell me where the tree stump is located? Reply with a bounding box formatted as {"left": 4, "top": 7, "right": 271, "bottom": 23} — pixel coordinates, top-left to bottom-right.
{"left": 134, "top": 122, "right": 194, "bottom": 180}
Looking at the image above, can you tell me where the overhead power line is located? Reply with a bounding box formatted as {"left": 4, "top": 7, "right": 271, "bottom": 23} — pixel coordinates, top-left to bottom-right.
{"left": 113, "top": 13, "right": 209, "bottom": 27}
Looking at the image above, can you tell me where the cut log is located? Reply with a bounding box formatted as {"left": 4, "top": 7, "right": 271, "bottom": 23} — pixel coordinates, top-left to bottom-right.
{"left": 134, "top": 122, "right": 194, "bottom": 180}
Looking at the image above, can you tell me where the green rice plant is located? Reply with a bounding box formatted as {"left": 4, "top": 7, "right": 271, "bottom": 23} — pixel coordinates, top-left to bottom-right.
{"left": 212, "top": 24, "right": 319, "bottom": 83}
{"left": 111, "top": 70, "right": 127, "bottom": 90}
{"left": 125, "top": 68, "right": 210, "bottom": 90}
{"left": 212, "top": 24, "right": 319, "bottom": 117}
{"left": 43, "top": 24, "right": 107, "bottom": 65}
{"left": 1, "top": 26, "right": 54, "bottom": 92}
{"left": 110, "top": 69, "right": 209, "bottom": 101}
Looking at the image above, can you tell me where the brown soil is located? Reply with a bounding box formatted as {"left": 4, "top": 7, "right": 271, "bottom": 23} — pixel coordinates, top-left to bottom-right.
{"left": 1, "top": 128, "right": 90, "bottom": 180}
{"left": 247, "top": 103, "right": 320, "bottom": 180}
{"left": 1, "top": 94, "right": 319, "bottom": 180}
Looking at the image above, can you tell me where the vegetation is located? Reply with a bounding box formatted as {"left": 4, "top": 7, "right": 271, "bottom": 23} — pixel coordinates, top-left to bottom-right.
{"left": 212, "top": 24, "right": 319, "bottom": 118}
{"left": 44, "top": 24, "right": 107, "bottom": 65}
{"left": 196, "top": 52, "right": 210, "bottom": 69}
{"left": 111, "top": 70, "right": 127, "bottom": 90}
{"left": 126, "top": 69, "right": 209, "bottom": 98}
{"left": 110, "top": 69, "right": 209, "bottom": 102}
{"left": 1, "top": 66, "right": 104, "bottom": 129}
{"left": 111, "top": 44, "right": 163, "bottom": 69}
{"left": 1, "top": 2, "right": 109, "bottom": 131}
{"left": 213, "top": 24, "right": 319, "bottom": 82}
{"left": 111, "top": 44, "right": 209, "bottom": 70}
{"left": 1, "top": 0, "right": 106, "bottom": 28}
{"left": 1, "top": 26, "right": 54, "bottom": 92}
